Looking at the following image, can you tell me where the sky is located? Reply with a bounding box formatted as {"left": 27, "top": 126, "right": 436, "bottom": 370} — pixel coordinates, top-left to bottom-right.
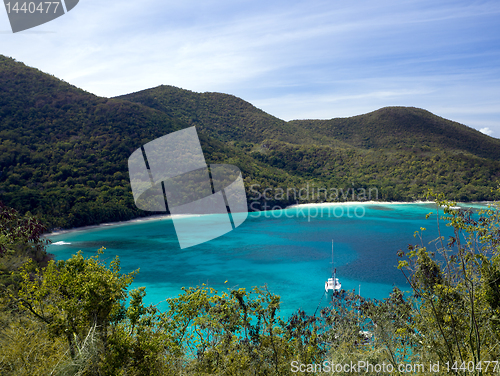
{"left": 2, "top": 0, "right": 500, "bottom": 137}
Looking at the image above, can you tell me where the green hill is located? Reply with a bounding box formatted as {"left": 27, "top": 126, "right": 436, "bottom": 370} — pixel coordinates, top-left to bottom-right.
{"left": 116, "top": 86, "right": 301, "bottom": 144}
{"left": 1, "top": 55, "right": 500, "bottom": 230}
{"left": 289, "top": 107, "right": 500, "bottom": 159}
{"left": 0, "top": 56, "right": 297, "bottom": 229}
{"left": 118, "top": 86, "right": 500, "bottom": 159}
{"left": 118, "top": 85, "right": 500, "bottom": 203}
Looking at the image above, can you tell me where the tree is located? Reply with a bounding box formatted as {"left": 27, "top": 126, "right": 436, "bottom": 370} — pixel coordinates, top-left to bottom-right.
{"left": 14, "top": 248, "right": 136, "bottom": 364}
{"left": 397, "top": 190, "right": 500, "bottom": 375}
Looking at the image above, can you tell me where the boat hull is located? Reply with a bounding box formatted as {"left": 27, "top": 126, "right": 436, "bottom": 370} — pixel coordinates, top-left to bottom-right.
{"left": 325, "top": 277, "right": 341, "bottom": 292}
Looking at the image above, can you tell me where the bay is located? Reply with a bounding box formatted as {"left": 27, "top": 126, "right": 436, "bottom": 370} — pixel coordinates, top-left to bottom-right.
{"left": 46, "top": 202, "right": 483, "bottom": 318}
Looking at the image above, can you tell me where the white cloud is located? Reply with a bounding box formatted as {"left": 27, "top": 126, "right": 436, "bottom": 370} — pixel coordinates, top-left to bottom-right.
{"left": 480, "top": 127, "right": 494, "bottom": 136}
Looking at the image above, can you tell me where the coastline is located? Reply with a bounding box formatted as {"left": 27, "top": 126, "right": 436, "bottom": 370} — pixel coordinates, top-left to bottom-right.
{"left": 285, "top": 200, "right": 433, "bottom": 208}
{"left": 44, "top": 200, "right": 496, "bottom": 238}
{"left": 43, "top": 213, "right": 174, "bottom": 237}
{"left": 286, "top": 200, "right": 496, "bottom": 209}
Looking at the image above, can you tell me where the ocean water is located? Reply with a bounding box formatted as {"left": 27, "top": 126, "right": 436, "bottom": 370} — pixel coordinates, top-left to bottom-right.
{"left": 46, "top": 203, "right": 485, "bottom": 318}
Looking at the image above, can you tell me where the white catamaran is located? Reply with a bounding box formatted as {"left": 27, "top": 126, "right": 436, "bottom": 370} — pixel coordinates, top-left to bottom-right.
{"left": 325, "top": 240, "right": 341, "bottom": 292}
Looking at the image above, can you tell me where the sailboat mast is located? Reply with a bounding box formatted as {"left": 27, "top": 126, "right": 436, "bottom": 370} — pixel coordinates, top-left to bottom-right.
{"left": 332, "top": 240, "right": 336, "bottom": 282}
{"left": 331, "top": 240, "right": 333, "bottom": 278}
{"left": 325, "top": 240, "right": 341, "bottom": 294}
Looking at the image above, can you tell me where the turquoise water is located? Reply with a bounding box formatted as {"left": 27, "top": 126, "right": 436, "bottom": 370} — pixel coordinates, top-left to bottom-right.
{"left": 45, "top": 203, "right": 485, "bottom": 317}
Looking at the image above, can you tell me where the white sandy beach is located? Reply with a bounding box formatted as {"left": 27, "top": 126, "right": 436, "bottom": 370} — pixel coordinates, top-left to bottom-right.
{"left": 44, "top": 200, "right": 495, "bottom": 238}
{"left": 44, "top": 213, "right": 175, "bottom": 237}
{"left": 286, "top": 200, "right": 433, "bottom": 208}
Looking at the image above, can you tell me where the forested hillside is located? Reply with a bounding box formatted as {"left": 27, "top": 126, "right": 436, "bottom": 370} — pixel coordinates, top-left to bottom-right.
{"left": 290, "top": 107, "right": 500, "bottom": 159}
{"left": 119, "top": 86, "right": 500, "bottom": 159}
{"left": 1, "top": 55, "right": 500, "bottom": 231}
{"left": 121, "top": 86, "right": 500, "bottom": 202}
{"left": 0, "top": 56, "right": 298, "bottom": 229}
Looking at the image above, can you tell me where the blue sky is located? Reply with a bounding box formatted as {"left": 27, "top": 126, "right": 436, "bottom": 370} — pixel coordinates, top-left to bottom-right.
{"left": 2, "top": 0, "right": 500, "bottom": 136}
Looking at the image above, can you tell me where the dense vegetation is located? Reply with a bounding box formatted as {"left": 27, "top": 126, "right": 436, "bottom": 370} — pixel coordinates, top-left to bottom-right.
{"left": 1, "top": 195, "right": 500, "bottom": 375}
{"left": 118, "top": 86, "right": 500, "bottom": 158}
{"left": 2, "top": 54, "right": 500, "bottom": 375}
{"left": 1, "top": 54, "right": 500, "bottom": 232}
{"left": 120, "top": 86, "right": 500, "bottom": 204}
{"left": 289, "top": 107, "right": 500, "bottom": 159}
{"left": 0, "top": 201, "right": 50, "bottom": 289}
{"left": 0, "top": 56, "right": 300, "bottom": 229}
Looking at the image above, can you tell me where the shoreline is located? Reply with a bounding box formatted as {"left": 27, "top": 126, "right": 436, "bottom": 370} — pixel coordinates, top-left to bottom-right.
{"left": 44, "top": 200, "right": 496, "bottom": 238}
{"left": 44, "top": 213, "right": 174, "bottom": 237}
{"left": 285, "top": 200, "right": 432, "bottom": 208}
{"left": 287, "top": 200, "right": 496, "bottom": 208}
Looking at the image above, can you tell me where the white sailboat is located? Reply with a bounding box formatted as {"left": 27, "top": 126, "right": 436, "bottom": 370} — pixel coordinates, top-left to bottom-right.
{"left": 325, "top": 240, "right": 341, "bottom": 292}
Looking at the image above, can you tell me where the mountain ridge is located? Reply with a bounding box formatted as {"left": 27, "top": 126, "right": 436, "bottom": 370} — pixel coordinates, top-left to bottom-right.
{"left": 0, "top": 55, "right": 298, "bottom": 228}
{"left": 289, "top": 106, "right": 500, "bottom": 159}
{"left": 1, "top": 55, "right": 500, "bottom": 230}
{"left": 117, "top": 85, "right": 500, "bottom": 160}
